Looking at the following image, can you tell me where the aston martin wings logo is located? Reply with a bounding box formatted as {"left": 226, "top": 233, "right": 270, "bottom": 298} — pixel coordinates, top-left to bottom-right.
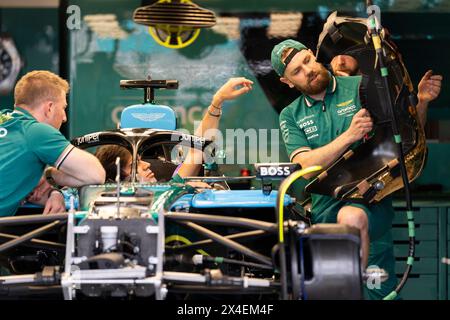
{"left": 131, "top": 112, "right": 165, "bottom": 122}
{"left": 336, "top": 99, "right": 354, "bottom": 107}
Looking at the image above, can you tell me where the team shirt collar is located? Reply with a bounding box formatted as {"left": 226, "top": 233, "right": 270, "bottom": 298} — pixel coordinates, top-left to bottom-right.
{"left": 303, "top": 74, "right": 336, "bottom": 107}
{"left": 13, "top": 106, "right": 36, "bottom": 119}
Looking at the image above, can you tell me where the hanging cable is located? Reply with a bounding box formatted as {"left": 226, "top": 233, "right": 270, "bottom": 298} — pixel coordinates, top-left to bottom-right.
{"left": 366, "top": 2, "right": 415, "bottom": 300}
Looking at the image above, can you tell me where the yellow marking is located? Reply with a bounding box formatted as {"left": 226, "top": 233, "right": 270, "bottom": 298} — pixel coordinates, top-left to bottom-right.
{"left": 372, "top": 35, "right": 382, "bottom": 50}
{"left": 277, "top": 165, "right": 322, "bottom": 243}
{"left": 149, "top": 25, "right": 201, "bottom": 49}
{"left": 336, "top": 99, "right": 354, "bottom": 107}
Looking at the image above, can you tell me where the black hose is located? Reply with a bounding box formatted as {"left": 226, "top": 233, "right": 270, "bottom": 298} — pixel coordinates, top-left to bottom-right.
{"left": 179, "top": 221, "right": 273, "bottom": 266}
{"left": 289, "top": 228, "right": 301, "bottom": 300}
{"left": 366, "top": 8, "right": 415, "bottom": 299}
{"left": 167, "top": 230, "right": 267, "bottom": 252}
{"left": 0, "top": 221, "right": 62, "bottom": 254}
{"left": 0, "top": 214, "right": 67, "bottom": 226}
{"left": 278, "top": 244, "right": 288, "bottom": 299}
{"left": 165, "top": 211, "right": 277, "bottom": 232}
{"left": 0, "top": 285, "right": 63, "bottom": 297}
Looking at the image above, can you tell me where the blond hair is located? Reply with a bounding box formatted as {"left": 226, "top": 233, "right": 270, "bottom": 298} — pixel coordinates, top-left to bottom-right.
{"left": 14, "top": 70, "right": 69, "bottom": 108}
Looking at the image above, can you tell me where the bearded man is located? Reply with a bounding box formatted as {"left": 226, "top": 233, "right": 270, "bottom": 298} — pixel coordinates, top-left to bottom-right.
{"left": 272, "top": 39, "right": 396, "bottom": 299}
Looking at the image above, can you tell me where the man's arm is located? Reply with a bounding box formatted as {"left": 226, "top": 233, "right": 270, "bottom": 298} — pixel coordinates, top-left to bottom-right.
{"left": 27, "top": 122, "right": 106, "bottom": 187}
{"left": 292, "top": 108, "right": 373, "bottom": 179}
{"left": 47, "top": 147, "right": 106, "bottom": 187}
{"left": 416, "top": 70, "right": 442, "bottom": 127}
{"left": 177, "top": 77, "right": 253, "bottom": 178}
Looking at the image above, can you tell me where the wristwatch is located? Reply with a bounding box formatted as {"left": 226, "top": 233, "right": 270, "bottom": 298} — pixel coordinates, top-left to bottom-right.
{"left": 47, "top": 187, "right": 63, "bottom": 199}
{"left": 45, "top": 167, "right": 61, "bottom": 189}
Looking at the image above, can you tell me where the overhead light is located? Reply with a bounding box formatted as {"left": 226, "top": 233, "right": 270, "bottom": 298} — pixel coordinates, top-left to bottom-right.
{"left": 133, "top": 1, "right": 216, "bottom": 28}
{"left": 84, "top": 14, "right": 128, "bottom": 39}
{"left": 212, "top": 16, "right": 240, "bottom": 40}
{"left": 268, "top": 13, "right": 303, "bottom": 38}
{"left": 133, "top": 0, "right": 217, "bottom": 49}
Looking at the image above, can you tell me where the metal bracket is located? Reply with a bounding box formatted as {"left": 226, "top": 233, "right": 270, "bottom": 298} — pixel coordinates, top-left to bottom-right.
{"left": 72, "top": 256, "right": 87, "bottom": 264}
{"left": 146, "top": 226, "right": 159, "bottom": 234}
{"left": 148, "top": 256, "right": 158, "bottom": 264}
{"left": 73, "top": 225, "right": 90, "bottom": 234}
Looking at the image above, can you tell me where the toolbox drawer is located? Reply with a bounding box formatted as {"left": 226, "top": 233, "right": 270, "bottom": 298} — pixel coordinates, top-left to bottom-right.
{"left": 394, "top": 241, "right": 437, "bottom": 258}
{"left": 396, "top": 275, "right": 437, "bottom": 300}
{"left": 393, "top": 207, "right": 438, "bottom": 224}
{"left": 392, "top": 224, "right": 438, "bottom": 241}
{"left": 395, "top": 257, "right": 438, "bottom": 274}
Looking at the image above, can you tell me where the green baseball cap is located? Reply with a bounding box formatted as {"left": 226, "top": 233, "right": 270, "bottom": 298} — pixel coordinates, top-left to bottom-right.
{"left": 271, "top": 39, "right": 307, "bottom": 76}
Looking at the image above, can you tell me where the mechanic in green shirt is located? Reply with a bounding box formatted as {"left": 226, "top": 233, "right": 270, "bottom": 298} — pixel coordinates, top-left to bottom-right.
{"left": 0, "top": 70, "right": 106, "bottom": 217}
{"left": 272, "top": 39, "right": 398, "bottom": 299}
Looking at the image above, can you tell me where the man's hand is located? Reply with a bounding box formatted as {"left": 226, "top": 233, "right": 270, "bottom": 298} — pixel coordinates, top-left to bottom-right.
{"left": 177, "top": 77, "right": 253, "bottom": 179}
{"left": 344, "top": 108, "right": 373, "bottom": 144}
{"left": 418, "top": 70, "right": 442, "bottom": 103}
{"left": 212, "top": 77, "right": 253, "bottom": 106}
{"left": 27, "top": 177, "right": 53, "bottom": 202}
{"left": 43, "top": 190, "right": 66, "bottom": 215}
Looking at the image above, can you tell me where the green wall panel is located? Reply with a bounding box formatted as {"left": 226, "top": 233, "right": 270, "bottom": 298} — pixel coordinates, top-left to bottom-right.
{"left": 416, "top": 143, "right": 450, "bottom": 192}
{"left": 399, "top": 275, "right": 438, "bottom": 300}
{"left": 395, "top": 258, "right": 438, "bottom": 274}
{"left": 394, "top": 241, "right": 438, "bottom": 258}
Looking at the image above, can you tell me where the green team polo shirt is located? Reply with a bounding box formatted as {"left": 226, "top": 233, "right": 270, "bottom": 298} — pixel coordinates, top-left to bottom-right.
{"left": 171, "top": 173, "right": 185, "bottom": 184}
{"left": 279, "top": 74, "right": 394, "bottom": 242}
{"left": 0, "top": 107, "right": 73, "bottom": 216}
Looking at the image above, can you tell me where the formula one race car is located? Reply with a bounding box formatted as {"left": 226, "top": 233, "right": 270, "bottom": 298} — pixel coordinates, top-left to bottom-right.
{"left": 0, "top": 78, "right": 367, "bottom": 300}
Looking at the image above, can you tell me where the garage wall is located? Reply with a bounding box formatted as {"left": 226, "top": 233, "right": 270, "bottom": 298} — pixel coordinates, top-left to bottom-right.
{"left": 0, "top": 8, "right": 59, "bottom": 108}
